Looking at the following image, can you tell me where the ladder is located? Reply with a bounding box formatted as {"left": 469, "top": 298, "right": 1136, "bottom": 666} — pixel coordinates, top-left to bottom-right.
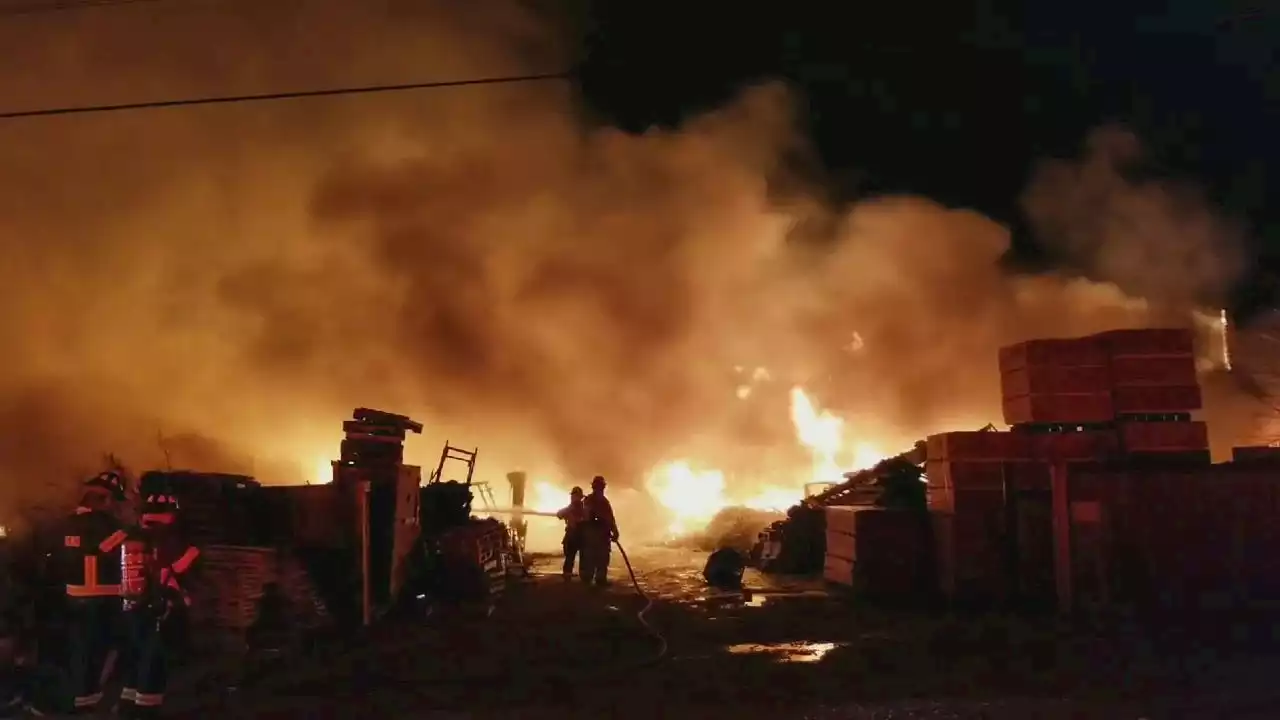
{"left": 429, "top": 442, "right": 478, "bottom": 486}
{"left": 472, "top": 482, "right": 498, "bottom": 510}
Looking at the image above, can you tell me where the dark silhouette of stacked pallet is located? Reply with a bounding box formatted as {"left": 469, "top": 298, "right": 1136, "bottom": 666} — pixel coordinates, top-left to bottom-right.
{"left": 187, "top": 545, "right": 330, "bottom": 647}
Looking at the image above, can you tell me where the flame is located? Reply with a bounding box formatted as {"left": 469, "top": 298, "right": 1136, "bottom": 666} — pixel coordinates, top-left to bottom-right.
{"left": 644, "top": 461, "right": 800, "bottom": 536}
{"left": 528, "top": 480, "right": 570, "bottom": 514}
{"left": 315, "top": 457, "right": 332, "bottom": 485}
{"left": 790, "top": 387, "right": 846, "bottom": 484}
{"left": 646, "top": 461, "right": 728, "bottom": 535}
{"left": 301, "top": 386, "right": 892, "bottom": 540}
{"left": 640, "top": 386, "right": 890, "bottom": 538}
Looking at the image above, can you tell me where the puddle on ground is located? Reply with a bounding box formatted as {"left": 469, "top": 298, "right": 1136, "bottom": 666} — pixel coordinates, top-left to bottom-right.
{"left": 699, "top": 589, "right": 834, "bottom": 610}
{"left": 724, "top": 641, "right": 847, "bottom": 663}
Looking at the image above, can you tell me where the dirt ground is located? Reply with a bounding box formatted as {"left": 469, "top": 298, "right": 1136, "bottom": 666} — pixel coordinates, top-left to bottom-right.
{"left": 162, "top": 546, "right": 1280, "bottom": 719}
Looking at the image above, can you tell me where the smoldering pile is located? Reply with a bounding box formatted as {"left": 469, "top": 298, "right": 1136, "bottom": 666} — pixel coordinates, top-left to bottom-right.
{"left": 673, "top": 507, "right": 787, "bottom": 554}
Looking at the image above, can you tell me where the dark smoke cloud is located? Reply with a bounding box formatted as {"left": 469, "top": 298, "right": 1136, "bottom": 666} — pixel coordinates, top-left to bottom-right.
{"left": 0, "top": 1, "right": 1255, "bottom": 518}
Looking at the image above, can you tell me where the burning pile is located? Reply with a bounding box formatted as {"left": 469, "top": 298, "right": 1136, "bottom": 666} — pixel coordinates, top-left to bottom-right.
{"left": 523, "top": 385, "right": 898, "bottom": 542}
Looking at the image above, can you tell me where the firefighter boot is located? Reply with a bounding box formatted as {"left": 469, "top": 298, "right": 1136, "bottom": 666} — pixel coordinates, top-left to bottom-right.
{"left": 116, "top": 690, "right": 138, "bottom": 718}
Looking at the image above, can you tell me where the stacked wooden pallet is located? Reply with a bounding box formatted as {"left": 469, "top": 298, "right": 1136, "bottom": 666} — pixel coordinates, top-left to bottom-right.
{"left": 929, "top": 327, "right": 1209, "bottom": 607}
{"left": 822, "top": 507, "right": 862, "bottom": 587}
{"left": 823, "top": 506, "right": 932, "bottom": 598}
{"left": 998, "top": 329, "right": 1207, "bottom": 459}
{"left": 187, "top": 545, "right": 330, "bottom": 642}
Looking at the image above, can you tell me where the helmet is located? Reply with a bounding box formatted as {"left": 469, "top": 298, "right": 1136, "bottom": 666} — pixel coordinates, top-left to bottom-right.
{"left": 591, "top": 475, "right": 606, "bottom": 490}
{"left": 570, "top": 486, "right": 584, "bottom": 497}
{"left": 141, "top": 493, "right": 179, "bottom": 526}
{"left": 84, "top": 472, "right": 126, "bottom": 502}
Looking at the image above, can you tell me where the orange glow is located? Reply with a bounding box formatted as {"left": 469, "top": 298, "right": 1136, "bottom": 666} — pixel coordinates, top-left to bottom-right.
{"left": 314, "top": 456, "right": 333, "bottom": 485}
{"left": 641, "top": 385, "right": 890, "bottom": 538}
{"left": 297, "top": 387, "right": 894, "bottom": 540}
{"left": 528, "top": 480, "right": 570, "bottom": 514}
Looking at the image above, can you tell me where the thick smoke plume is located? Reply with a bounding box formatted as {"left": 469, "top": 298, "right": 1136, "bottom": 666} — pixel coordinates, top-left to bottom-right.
{"left": 0, "top": 1, "right": 1252, "bottom": 518}
{"left": 1021, "top": 125, "right": 1246, "bottom": 307}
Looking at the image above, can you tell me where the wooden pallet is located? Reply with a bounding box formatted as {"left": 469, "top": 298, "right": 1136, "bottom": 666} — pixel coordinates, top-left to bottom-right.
{"left": 188, "top": 545, "right": 330, "bottom": 635}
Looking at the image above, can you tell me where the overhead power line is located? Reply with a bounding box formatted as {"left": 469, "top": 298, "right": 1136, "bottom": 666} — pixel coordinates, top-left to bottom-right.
{"left": 0, "top": 0, "right": 169, "bottom": 19}
{"left": 0, "top": 72, "right": 572, "bottom": 121}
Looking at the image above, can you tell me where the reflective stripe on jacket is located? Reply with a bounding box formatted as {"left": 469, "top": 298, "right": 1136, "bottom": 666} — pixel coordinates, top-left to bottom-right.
{"left": 64, "top": 508, "right": 125, "bottom": 598}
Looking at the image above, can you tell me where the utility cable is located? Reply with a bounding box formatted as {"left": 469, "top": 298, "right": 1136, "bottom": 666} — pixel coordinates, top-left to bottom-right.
{"left": 0, "top": 72, "right": 572, "bottom": 121}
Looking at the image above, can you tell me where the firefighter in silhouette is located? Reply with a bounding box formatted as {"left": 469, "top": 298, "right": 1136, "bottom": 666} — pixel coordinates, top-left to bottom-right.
{"left": 117, "top": 493, "right": 200, "bottom": 718}
{"left": 578, "top": 476, "right": 619, "bottom": 587}
{"left": 555, "top": 487, "right": 586, "bottom": 580}
{"left": 60, "top": 471, "right": 128, "bottom": 715}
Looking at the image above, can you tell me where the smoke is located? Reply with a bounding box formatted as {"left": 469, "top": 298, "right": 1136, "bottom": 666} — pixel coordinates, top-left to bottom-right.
{"left": 0, "top": 1, "right": 1254, "bottom": 513}
{"left": 1021, "top": 124, "right": 1247, "bottom": 308}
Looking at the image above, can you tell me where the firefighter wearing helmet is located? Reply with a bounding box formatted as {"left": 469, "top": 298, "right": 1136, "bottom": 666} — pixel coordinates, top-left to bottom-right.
{"left": 59, "top": 471, "right": 128, "bottom": 715}
{"left": 578, "top": 475, "right": 619, "bottom": 587}
{"left": 117, "top": 492, "right": 200, "bottom": 718}
{"left": 554, "top": 487, "right": 586, "bottom": 580}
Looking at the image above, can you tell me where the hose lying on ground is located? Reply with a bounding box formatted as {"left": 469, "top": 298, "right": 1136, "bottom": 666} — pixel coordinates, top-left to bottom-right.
{"left": 612, "top": 538, "right": 668, "bottom": 667}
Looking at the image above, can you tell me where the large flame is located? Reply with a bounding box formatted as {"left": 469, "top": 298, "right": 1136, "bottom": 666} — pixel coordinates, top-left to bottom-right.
{"left": 640, "top": 385, "right": 889, "bottom": 537}
{"left": 528, "top": 480, "right": 570, "bottom": 514}
{"left": 304, "top": 386, "right": 889, "bottom": 540}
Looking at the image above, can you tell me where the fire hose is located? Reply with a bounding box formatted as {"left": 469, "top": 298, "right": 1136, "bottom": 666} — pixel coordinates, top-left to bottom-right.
{"left": 613, "top": 538, "right": 668, "bottom": 666}
{"left": 449, "top": 508, "right": 668, "bottom": 662}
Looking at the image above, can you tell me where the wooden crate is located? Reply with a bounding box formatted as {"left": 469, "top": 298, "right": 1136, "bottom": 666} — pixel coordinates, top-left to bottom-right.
{"left": 190, "top": 546, "right": 277, "bottom": 631}
{"left": 260, "top": 485, "right": 345, "bottom": 549}
{"left": 998, "top": 337, "right": 1108, "bottom": 373}
{"left": 824, "top": 506, "right": 865, "bottom": 536}
{"left": 1000, "top": 364, "right": 1111, "bottom": 398}
{"left": 823, "top": 554, "right": 854, "bottom": 587}
{"left": 1002, "top": 393, "right": 1114, "bottom": 425}
{"left": 1111, "top": 385, "right": 1202, "bottom": 414}
{"left": 933, "top": 509, "right": 1007, "bottom": 604}
{"left": 1116, "top": 421, "right": 1209, "bottom": 453}
{"left": 1232, "top": 446, "right": 1280, "bottom": 463}
{"left": 852, "top": 510, "right": 934, "bottom": 599}
{"left": 825, "top": 530, "right": 856, "bottom": 562}
{"left": 926, "top": 460, "right": 1051, "bottom": 495}
{"left": 1097, "top": 328, "right": 1194, "bottom": 358}
{"left": 1026, "top": 430, "right": 1119, "bottom": 461}
{"left": 1108, "top": 356, "right": 1197, "bottom": 387}
{"left": 189, "top": 545, "right": 331, "bottom": 635}
{"left": 926, "top": 431, "right": 1032, "bottom": 461}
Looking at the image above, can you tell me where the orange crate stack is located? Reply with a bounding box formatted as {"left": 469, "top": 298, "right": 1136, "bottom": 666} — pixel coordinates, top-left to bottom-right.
{"left": 999, "top": 337, "right": 1113, "bottom": 425}
{"left": 925, "top": 431, "right": 1031, "bottom": 604}
{"left": 1116, "top": 420, "right": 1210, "bottom": 463}
{"left": 1098, "top": 329, "right": 1201, "bottom": 415}
{"left": 1025, "top": 430, "right": 1119, "bottom": 461}
{"left": 1100, "top": 328, "right": 1205, "bottom": 460}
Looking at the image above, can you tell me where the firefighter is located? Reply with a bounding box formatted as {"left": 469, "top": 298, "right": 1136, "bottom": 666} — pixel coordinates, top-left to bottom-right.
{"left": 117, "top": 493, "right": 199, "bottom": 719}
{"left": 61, "top": 472, "right": 128, "bottom": 715}
{"left": 554, "top": 487, "right": 586, "bottom": 580}
{"left": 578, "top": 475, "right": 618, "bottom": 587}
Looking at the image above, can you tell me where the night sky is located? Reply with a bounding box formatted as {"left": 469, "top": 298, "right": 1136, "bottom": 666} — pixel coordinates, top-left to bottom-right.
{"left": 577, "top": 1, "right": 1279, "bottom": 317}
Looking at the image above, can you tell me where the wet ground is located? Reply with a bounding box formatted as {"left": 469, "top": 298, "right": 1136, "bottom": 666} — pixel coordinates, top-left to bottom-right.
{"left": 162, "top": 546, "right": 1280, "bottom": 719}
